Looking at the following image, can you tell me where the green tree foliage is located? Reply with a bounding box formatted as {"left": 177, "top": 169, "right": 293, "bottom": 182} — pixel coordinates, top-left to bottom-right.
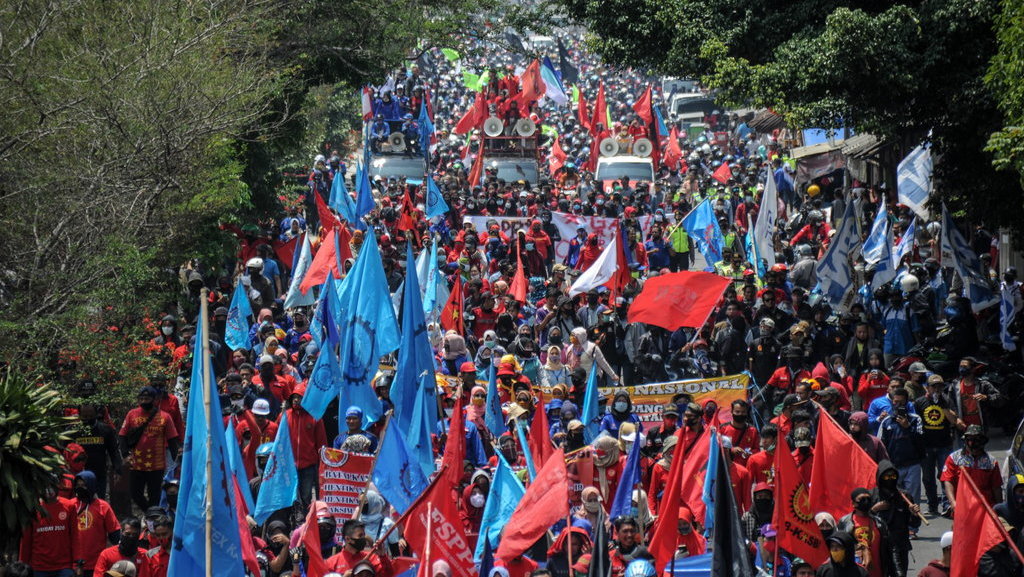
{"left": 987, "top": 0, "right": 1024, "bottom": 190}
{"left": 0, "top": 371, "right": 73, "bottom": 546}
{"left": 563, "top": 0, "right": 1023, "bottom": 233}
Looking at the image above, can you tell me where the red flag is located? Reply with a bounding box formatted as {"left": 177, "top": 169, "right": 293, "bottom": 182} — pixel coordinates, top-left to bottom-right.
{"left": 650, "top": 428, "right": 687, "bottom": 573}
{"left": 441, "top": 380, "right": 466, "bottom": 488}
{"left": 272, "top": 237, "right": 298, "bottom": 271}
{"left": 577, "top": 89, "right": 591, "bottom": 133}
{"left": 300, "top": 500, "right": 330, "bottom": 577}
{"left": 517, "top": 59, "right": 546, "bottom": 109}
{"left": 589, "top": 83, "right": 608, "bottom": 137}
{"left": 610, "top": 223, "right": 633, "bottom": 302}
{"left": 549, "top": 135, "right": 567, "bottom": 175}
{"left": 627, "top": 271, "right": 732, "bottom": 331}
{"left": 454, "top": 93, "right": 486, "bottom": 135}
{"left": 440, "top": 275, "right": 464, "bottom": 334}
{"left": 467, "top": 142, "right": 485, "bottom": 187}
{"left": 952, "top": 473, "right": 1019, "bottom": 577}
{"left": 510, "top": 247, "right": 528, "bottom": 303}
{"left": 361, "top": 86, "right": 374, "bottom": 121}
{"left": 663, "top": 126, "right": 683, "bottom": 170}
{"left": 632, "top": 86, "right": 653, "bottom": 126}
{"left": 809, "top": 411, "right": 878, "bottom": 520}
{"left": 232, "top": 478, "right": 262, "bottom": 577}
{"left": 404, "top": 473, "right": 477, "bottom": 577}
{"left": 315, "top": 190, "right": 342, "bottom": 233}
{"left": 772, "top": 439, "right": 828, "bottom": 566}
{"left": 300, "top": 229, "right": 342, "bottom": 294}
{"left": 528, "top": 389, "right": 553, "bottom": 468}
{"left": 679, "top": 429, "right": 713, "bottom": 523}
{"left": 496, "top": 448, "right": 569, "bottom": 561}
{"left": 395, "top": 188, "right": 419, "bottom": 233}
{"left": 712, "top": 162, "right": 733, "bottom": 184}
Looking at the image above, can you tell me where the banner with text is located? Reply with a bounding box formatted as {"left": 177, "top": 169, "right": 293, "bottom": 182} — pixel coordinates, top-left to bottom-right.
{"left": 598, "top": 373, "right": 750, "bottom": 429}
{"left": 318, "top": 448, "right": 374, "bottom": 536}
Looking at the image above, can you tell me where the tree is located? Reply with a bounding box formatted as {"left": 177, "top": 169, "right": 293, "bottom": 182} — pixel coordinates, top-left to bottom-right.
{"left": 987, "top": 0, "right": 1024, "bottom": 193}
{"left": 0, "top": 371, "right": 73, "bottom": 547}
{"left": 561, "top": 0, "right": 1024, "bottom": 235}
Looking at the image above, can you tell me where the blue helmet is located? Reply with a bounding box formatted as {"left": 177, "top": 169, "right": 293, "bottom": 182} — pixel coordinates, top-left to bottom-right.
{"left": 624, "top": 560, "right": 656, "bottom": 577}
{"left": 256, "top": 443, "right": 274, "bottom": 458}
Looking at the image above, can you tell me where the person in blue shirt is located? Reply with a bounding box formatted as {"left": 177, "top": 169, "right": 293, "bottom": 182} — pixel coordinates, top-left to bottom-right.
{"left": 644, "top": 224, "right": 671, "bottom": 270}
{"left": 279, "top": 210, "right": 306, "bottom": 241}
{"left": 257, "top": 245, "right": 282, "bottom": 299}
{"left": 373, "top": 91, "right": 401, "bottom": 121}
{"left": 400, "top": 114, "right": 419, "bottom": 157}
{"left": 873, "top": 290, "right": 919, "bottom": 367}
{"left": 599, "top": 391, "right": 642, "bottom": 438}
{"left": 369, "top": 114, "right": 390, "bottom": 153}
{"left": 866, "top": 376, "right": 917, "bottom": 434}
{"left": 563, "top": 226, "right": 587, "bottom": 268}
{"left": 436, "top": 395, "right": 488, "bottom": 467}
{"left": 772, "top": 157, "right": 795, "bottom": 206}
{"left": 333, "top": 406, "right": 379, "bottom": 453}
{"left": 876, "top": 388, "right": 925, "bottom": 505}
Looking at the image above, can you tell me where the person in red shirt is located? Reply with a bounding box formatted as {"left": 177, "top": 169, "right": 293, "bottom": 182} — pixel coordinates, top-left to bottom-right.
{"left": 719, "top": 437, "right": 752, "bottom": 514}
{"left": 470, "top": 293, "right": 500, "bottom": 341}
{"left": 118, "top": 387, "right": 180, "bottom": 511}
{"left": 150, "top": 376, "right": 183, "bottom": 442}
{"left": 94, "top": 518, "right": 151, "bottom": 577}
{"left": 856, "top": 350, "right": 889, "bottom": 408}
{"left": 609, "top": 517, "right": 641, "bottom": 577}
{"left": 837, "top": 488, "right": 887, "bottom": 577}
{"left": 284, "top": 385, "right": 327, "bottom": 510}
{"left": 144, "top": 516, "right": 172, "bottom": 577}
{"left": 747, "top": 423, "right": 778, "bottom": 486}
{"left": 72, "top": 471, "right": 121, "bottom": 575}
{"left": 252, "top": 355, "right": 294, "bottom": 403}
{"left": 325, "top": 519, "right": 392, "bottom": 576}
{"left": 790, "top": 426, "right": 815, "bottom": 485}
{"left": 718, "top": 400, "right": 760, "bottom": 467}
{"left": 575, "top": 234, "right": 602, "bottom": 271}
{"left": 941, "top": 425, "right": 1003, "bottom": 510}
{"left": 236, "top": 398, "right": 279, "bottom": 478}
{"left": 524, "top": 219, "right": 553, "bottom": 262}
{"left": 19, "top": 489, "right": 80, "bottom": 575}
{"left": 646, "top": 434, "right": 675, "bottom": 515}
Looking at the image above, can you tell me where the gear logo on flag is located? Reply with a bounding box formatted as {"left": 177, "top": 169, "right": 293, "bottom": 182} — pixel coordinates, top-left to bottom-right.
{"left": 311, "top": 361, "right": 335, "bottom": 392}
{"left": 342, "top": 316, "right": 377, "bottom": 386}
{"left": 788, "top": 483, "right": 814, "bottom": 523}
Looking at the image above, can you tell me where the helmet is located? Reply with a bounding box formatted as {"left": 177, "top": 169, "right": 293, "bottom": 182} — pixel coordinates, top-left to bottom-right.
{"left": 900, "top": 274, "right": 920, "bottom": 293}
{"left": 808, "top": 210, "right": 823, "bottom": 223}
{"left": 256, "top": 443, "right": 274, "bottom": 458}
{"left": 246, "top": 257, "right": 264, "bottom": 271}
{"left": 565, "top": 162, "right": 576, "bottom": 171}
{"left": 770, "top": 263, "right": 788, "bottom": 273}
{"left": 807, "top": 184, "right": 821, "bottom": 197}
{"left": 624, "top": 560, "right": 656, "bottom": 577}
{"left": 927, "top": 221, "right": 942, "bottom": 238}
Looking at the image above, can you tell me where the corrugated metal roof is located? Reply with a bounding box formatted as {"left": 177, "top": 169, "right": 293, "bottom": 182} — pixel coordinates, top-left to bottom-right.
{"left": 841, "top": 133, "right": 886, "bottom": 159}
{"left": 749, "top": 110, "right": 786, "bottom": 132}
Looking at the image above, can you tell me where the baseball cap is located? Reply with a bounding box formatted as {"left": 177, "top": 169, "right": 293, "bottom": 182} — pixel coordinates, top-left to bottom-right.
{"left": 908, "top": 362, "right": 928, "bottom": 374}
{"left": 105, "top": 561, "right": 137, "bottom": 577}
{"left": 252, "top": 399, "right": 271, "bottom": 416}
{"left": 662, "top": 403, "right": 679, "bottom": 417}
{"left": 259, "top": 354, "right": 275, "bottom": 366}
{"left": 927, "top": 374, "right": 945, "bottom": 385}
{"left": 460, "top": 361, "right": 477, "bottom": 373}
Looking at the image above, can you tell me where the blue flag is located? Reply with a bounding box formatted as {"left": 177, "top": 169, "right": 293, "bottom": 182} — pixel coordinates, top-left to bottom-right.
{"left": 941, "top": 204, "right": 999, "bottom": 312}
{"left": 516, "top": 420, "right": 537, "bottom": 480}
{"left": 225, "top": 282, "right": 252, "bottom": 351}
{"left": 390, "top": 242, "right": 438, "bottom": 478}
{"left": 223, "top": 422, "right": 256, "bottom": 513}
{"left": 283, "top": 234, "right": 316, "bottom": 309}
{"left": 425, "top": 176, "right": 450, "bottom": 219}
{"left": 253, "top": 412, "right": 298, "bottom": 523}
{"left": 653, "top": 104, "right": 670, "bottom": 139}
{"left": 581, "top": 364, "right": 601, "bottom": 443}
{"left": 701, "top": 430, "right": 720, "bottom": 534}
{"left": 485, "top": 363, "right": 505, "bottom": 437}
{"left": 334, "top": 232, "right": 400, "bottom": 426}
{"left": 372, "top": 425, "right": 429, "bottom": 514}
{"left": 1002, "top": 284, "right": 1018, "bottom": 352}
{"left": 892, "top": 216, "right": 916, "bottom": 268}
{"left": 897, "top": 143, "right": 932, "bottom": 221}
{"left": 300, "top": 328, "right": 343, "bottom": 420}
{"left": 418, "top": 96, "right": 435, "bottom": 162}
{"left": 681, "top": 198, "right": 725, "bottom": 271}
{"left": 609, "top": 424, "right": 643, "bottom": 520}
{"left": 479, "top": 529, "right": 496, "bottom": 577}
{"left": 355, "top": 162, "right": 375, "bottom": 220}
{"left": 862, "top": 201, "right": 888, "bottom": 265}
{"left": 329, "top": 167, "right": 357, "bottom": 223}
{"left": 474, "top": 452, "right": 526, "bottom": 561}
{"left": 816, "top": 199, "right": 860, "bottom": 307}
{"left": 168, "top": 320, "right": 245, "bottom": 577}
{"left": 422, "top": 239, "right": 439, "bottom": 317}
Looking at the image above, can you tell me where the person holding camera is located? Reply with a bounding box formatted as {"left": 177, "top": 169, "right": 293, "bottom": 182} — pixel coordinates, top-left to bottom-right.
{"left": 877, "top": 388, "right": 925, "bottom": 507}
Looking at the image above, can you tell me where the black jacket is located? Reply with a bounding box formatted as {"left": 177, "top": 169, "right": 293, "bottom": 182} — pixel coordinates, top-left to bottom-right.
{"left": 815, "top": 531, "right": 868, "bottom": 577}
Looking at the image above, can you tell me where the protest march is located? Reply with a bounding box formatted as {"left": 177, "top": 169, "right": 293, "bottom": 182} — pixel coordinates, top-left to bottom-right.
{"left": 11, "top": 21, "right": 1024, "bottom": 577}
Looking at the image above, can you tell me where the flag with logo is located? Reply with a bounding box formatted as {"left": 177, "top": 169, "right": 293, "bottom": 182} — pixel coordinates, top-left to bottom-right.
{"left": 682, "top": 198, "right": 725, "bottom": 270}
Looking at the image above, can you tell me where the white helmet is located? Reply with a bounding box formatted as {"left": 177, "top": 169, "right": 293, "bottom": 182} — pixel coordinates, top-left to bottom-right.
{"left": 927, "top": 221, "right": 941, "bottom": 239}
{"left": 246, "top": 257, "right": 264, "bottom": 271}
{"left": 900, "top": 274, "right": 920, "bottom": 293}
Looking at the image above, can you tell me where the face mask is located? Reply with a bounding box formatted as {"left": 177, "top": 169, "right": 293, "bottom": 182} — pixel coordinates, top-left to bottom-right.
{"left": 166, "top": 493, "right": 178, "bottom": 509}
{"left": 754, "top": 498, "right": 773, "bottom": 516}
{"left": 855, "top": 500, "right": 872, "bottom": 513}
{"left": 526, "top": 243, "right": 535, "bottom": 251}
{"left": 119, "top": 535, "right": 139, "bottom": 554}
{"left": 732, "top": 413, "right": 747, "bottom": 423}
{"left": 550, "top": 334, "right": 563, "bottom": 345}
{"left": 470, "top": 493, "right": 486, "bottom": 508}
{"left": 74, "top": 487, "right": 91, "bottom": 501}
{"left": 959, "top": 366, "right": 970, "bottom": 376}
{"left": 614, "top": 401, "right": 628, "bottom": 412}
{"left": 485, "top": 340, "right": 496, "bottom": 349}
{"left": 161, "top": 326, "right": 174, "bottom": 336}
{"left": 583, "top": 501, "right": 601, "bottom": 513}
{"left": 830, "top": 548, "right": 846, "bottom": 564}
{"left": 140, "top": 401, "right": 154, "bottom": 411}
{"left": 684, "top": 415, "right": 700, "bottom": 427}
{"left": 444, "top": 407, "right": 454, "bottom": 418}
{"left": 1013, "top": 494, "right": 1024, "bottom": 509}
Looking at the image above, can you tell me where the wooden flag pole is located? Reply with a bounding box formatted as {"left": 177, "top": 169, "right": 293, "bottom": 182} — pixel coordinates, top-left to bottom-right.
{"left": 200, "top": 289, "right": 214, "bottom": 577}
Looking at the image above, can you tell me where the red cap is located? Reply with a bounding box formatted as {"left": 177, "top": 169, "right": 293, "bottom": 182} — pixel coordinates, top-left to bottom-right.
{"left": 460, "top": 361, "right": 477, "bottom": 373}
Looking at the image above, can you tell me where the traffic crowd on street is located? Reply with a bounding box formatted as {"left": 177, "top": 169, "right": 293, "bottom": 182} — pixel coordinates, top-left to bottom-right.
{"left": 12, "top": 29, "right": 1024, "bottom": 577}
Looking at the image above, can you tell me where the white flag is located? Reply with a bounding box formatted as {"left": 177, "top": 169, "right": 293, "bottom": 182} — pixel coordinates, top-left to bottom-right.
{"left": 569, "top": 236, "right": 619, "bottom": 297}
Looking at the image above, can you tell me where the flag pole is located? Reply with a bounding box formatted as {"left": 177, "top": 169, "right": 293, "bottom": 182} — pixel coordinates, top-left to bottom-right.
{"left": 200, "top": 288, "right": 214, "bottom": 577}
{"left": 371, "top": 464, "right": 449, "bottom": 550}
{"left": 961, "top": 469, "right": 1024, "bottom": 563}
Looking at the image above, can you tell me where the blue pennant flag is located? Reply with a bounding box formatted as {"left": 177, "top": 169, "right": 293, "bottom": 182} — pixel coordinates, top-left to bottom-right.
{"left": 1001, "top": 284, "right": 1018, "bottom": 352}
{"left": 422, "top": 239, "right": 439, "bottom": 317}
{"left": 681, "top": 198, "right": 725, "bottom": 271}
{"left": 223, "top": 422, "right": 256, "bottom": 513}
{"left": 609, "top": 425, "right": 643, "bottom": 520}
{"left": 479, "top": 528, "right": 496, "bottom": 577}
{"left": 425, "top": 176, "right": 450, "bottom": 219}
{"left": 816, "top": 199, "right": 860, "bottom": 307}
{"left": 653, "top": 104, "right": 670, "bottom": 139}
{"left": 941, "top": 204, "right": 999, "bottom": 312}
{"left": 897, "top": 143, "right": 932, "bottom": 221}
{"left": 334, "top": 232, "right": 400, "bottom": 426}
{"left": 892, "top": 216, "right": 917, "bottom": 268}
{"left": 389, "top": 241, "right": 439, "bottom": 478}
{"left": 580, "top": 364, "right": 601, "bottom": 443}
{"left": 418, "top": 95, "right": 435, "bottom": 163}
{"left": 225, "top": 281, "right": 253, "bottom": 351}
{"left": 701, "top": 430, "right": 720, "bottom": 534}
{"left": 474, "top": 452, "right": 526, "bottom": 561}
{"left": 372, "top": 425, "right": 430, "bottom": 514}
{"left": 283, "top": 234, "right": 316, "bottom": 309}
{"left": 485, "top": 363, "right": 505, "bottom": 437}
{"left": 168, "top": 319, "right": 245, "bottom": 577}
{"left": 516, "top": 420, "right": 538, "bottom": 480}
{"left": 870, "top": 225, "right": 897, "bottom": 291}
{"left": 329, "top": 166, "right": 357, "bottom": 223}
{"left": 300, "top": 329, "right": 343, "bottom": 420}
{"left": 355, "top": 161, "right": 375, "bottom": 220}
{"left": 862, "top": 200, "right": 889, "bottom": 265}
{"left": 252, "top": 412, "right": 298, "bottom": 523}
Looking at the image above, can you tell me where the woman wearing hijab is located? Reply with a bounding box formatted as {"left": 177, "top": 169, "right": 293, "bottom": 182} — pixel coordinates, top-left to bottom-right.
{"left": 360, "top": 490, "right": 401, "bottom": 556}
{"left": 441, "top": 331, "right": 469, "bottom": 376}
{"left": 465, "top": 386, "right": 493, "bottom": 444}
{"left": 674, "top": 506, "right": 707, "bottom": 557}
{"left": 599, "top": 391, "right": 641, "bottom": 438}
{"left": 542, "top": 346, "right": 570, "bottom": 390}
{"left": 460, "top": 481, "right": 487, "bottom": 546}
{"left": 547, "top": 526, "right": 592, "bottom": 577}
{"left": 566, "top": 328, "right": 619, "bottom": 383}
{"left": 592, "top": 436, "right": 623, "bottom": 504}
{"left": 574, "top": 487, "right": 608, "bottom": 534}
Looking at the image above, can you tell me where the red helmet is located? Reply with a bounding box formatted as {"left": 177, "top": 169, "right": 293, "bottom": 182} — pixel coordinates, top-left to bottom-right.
{"left": 770, "top": 263, "right": 788, "bottom": 273}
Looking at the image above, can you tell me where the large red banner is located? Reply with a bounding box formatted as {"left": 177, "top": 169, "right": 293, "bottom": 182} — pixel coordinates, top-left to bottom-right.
{"left": 318, "top": 448, "right": 374, "bottom": 537}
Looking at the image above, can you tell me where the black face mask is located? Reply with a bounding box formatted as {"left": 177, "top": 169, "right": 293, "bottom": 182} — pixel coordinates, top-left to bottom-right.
{"left": 754, "top": 498, "right": 773, "bottom": 517}
{"left": 82, "top": 418, "right": 97, "bottom": 427}
{"left": 732, "top": 413, "right": 747, "bottom": 424}
{"left": 119, "top": 535, "right": 139, "bottom": 554}
{"left": 75, "top": 487, "right": 91, "bottom": 502}
{"left": 347, "top": 537, "right": 368, "bottom": 550}
{"left": 140, "top": 401, "right": 154, "bottom": 411}
{"left": 166, "top": 493, "right": 178, "bottom": 509}
{"left": 855, "top": 500, "right": 872, "bottom": 513}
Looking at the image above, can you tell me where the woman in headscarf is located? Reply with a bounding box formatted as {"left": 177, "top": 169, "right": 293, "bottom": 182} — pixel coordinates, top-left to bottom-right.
{"left": 674, "top": 506, "right": 707, "bottom": 557}
{"left": 542, "top": 346, "right": 570, "bottom": 390}
{"left": 566, "top": 328, "right": 619, "bottom": 383}
{"left": 460, "top": 479, "right": 487, "bottom": 547}
{"left": 592, "top": 435, "right": 623, "bottom": 504}
{"left": 360, "top": 489, "right": 401, "bottom": 556}
{"left": 573, "top": 487, "right": 608, "bottom": 533}
{"left": 441, "top": 330, "right": 469, "bottom": 376}
{"left": 599, "top": 391, "right": 641, "bottom": 437}
{"left": 465, "top": 386, "right": 491, "bottom": 440}
{"left": 547, "top": 526, "right": 592, "bottom": 577}
{"left": 475, "top": 330, "right": 507, "bottom": 368}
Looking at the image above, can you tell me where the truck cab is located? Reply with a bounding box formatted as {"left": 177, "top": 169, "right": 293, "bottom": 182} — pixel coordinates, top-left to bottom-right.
{"left": 595, "top": 156, "right": 655, "bottom": 193}
{"left": 481, "top": 117, "right": 541, "bottom": 186}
